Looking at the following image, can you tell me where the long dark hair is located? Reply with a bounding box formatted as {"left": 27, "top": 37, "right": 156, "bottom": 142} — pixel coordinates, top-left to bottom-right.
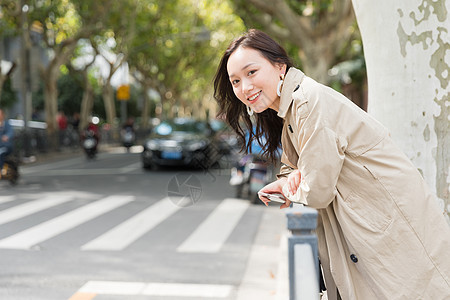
{"left": 213, "top": 29, "right": 293, "bottom": 162}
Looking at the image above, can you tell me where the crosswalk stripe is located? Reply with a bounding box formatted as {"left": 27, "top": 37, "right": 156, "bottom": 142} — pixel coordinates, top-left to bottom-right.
{"left": 177, "top": 198, "right": 250, "bottom": 253}
{"left": 0, "top": 195, "right": 134, "bottom": 250}
{"left": 0, "top": 195, "right": 74, "bottom": 226}
{"left": 67, "top": 292, "right": 96, "bottom": 300}
{"left": 76, "top": 280, "right": 233, "bottom": 298}
{"left": 0, "top": 195, "right": 15, "bottom": 205}
{"left": 81, "top": 197, "right": 180, "bottom": 251}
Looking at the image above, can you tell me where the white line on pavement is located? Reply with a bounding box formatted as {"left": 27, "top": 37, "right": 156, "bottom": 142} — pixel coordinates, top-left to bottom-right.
{"left": 81, "top": 197, "right": 180, "bottom": 251}
{"left": 22, "top": 163, "right": 142, "bottom": 176}
{"left": 0, "top": 195, "right": 15, "bottom": 205}
{"left": 77, "top": 280, "right": 234, "bottom": 298}
{"left": 21, "top": 157, "right": 84, "bottom": 175}
{"left": 0, "top": 195, "right": 134, "bottom": 249}
{"left": 0, "top": 194, "right": 74, "bottom": 226}
{"left": 177, "top": 198, "right": 250, "bottom": 253}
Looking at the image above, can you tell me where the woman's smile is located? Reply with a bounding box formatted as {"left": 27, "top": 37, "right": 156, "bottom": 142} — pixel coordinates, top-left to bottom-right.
{"left": 247, "top": 91, "right": 261, "bottom": 103}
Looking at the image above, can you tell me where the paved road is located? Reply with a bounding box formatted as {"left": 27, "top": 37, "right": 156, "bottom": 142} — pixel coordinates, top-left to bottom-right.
{"left": 0, "top": 147, "right": 289, "bottom": 300}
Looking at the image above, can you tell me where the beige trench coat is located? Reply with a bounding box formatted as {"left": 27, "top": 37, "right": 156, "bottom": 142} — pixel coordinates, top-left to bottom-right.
{"left": 277, "top": 68, "right": 450, "bottom": 299}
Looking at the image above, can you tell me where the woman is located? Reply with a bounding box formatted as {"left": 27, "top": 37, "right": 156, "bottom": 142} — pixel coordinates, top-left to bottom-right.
{"left": 213, "top": 29, "right": 450, "bottom": 299}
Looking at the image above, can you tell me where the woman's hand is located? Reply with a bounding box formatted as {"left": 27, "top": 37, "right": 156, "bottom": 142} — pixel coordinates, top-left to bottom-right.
{"left": 287, "top": 169, "right": 302, "bottom": 195}
{"left": 258, "top": 177, "right": 291, "bottom": 209}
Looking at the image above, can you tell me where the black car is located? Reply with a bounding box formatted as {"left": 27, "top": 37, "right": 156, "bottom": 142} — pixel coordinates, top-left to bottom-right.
{"left": 142, "top": 118, "right": 220, "bottom": 169}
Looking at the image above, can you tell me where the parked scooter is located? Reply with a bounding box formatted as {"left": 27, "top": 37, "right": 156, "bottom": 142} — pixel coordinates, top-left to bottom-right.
{"left": 1, "top": 156, "right": 19, "bottom": 185}
{"left": 81, "top": 117, "right": 100, "bottom": 159}
{"left": 229, "top": 129, "right": 279, "bottom": 204}
{"left": 121, "top": 127, "right": 135, "bottom": 152}
{"left": 82, "top": 129, "right": 98, "bottom": 159}
{"left": 121, "top": 118, "right": 135, "bottom": 152}
{"left": 230, "top": 154, "right": 274, "bottom": 204}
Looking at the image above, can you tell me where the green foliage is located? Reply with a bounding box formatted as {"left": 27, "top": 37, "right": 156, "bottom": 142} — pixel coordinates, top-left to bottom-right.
{"left": 286, "top": 0, "right": 334, "bottom": 19}
{"left": 0, "top": 78, "right": 18, "bottom": 109}
{"left": 126, "top": 0, "right": 245, "bottom": 116}
{"left": 1, "top": 0, "right": 247, "bottom": 122}
{"left": 57, "top": 72, "right": 83, "bottom": 114}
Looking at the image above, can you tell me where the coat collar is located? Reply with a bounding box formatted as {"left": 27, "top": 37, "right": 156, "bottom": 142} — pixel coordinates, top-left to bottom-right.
{"left": 277, "top": 67, "right": 305, "bottom": 118}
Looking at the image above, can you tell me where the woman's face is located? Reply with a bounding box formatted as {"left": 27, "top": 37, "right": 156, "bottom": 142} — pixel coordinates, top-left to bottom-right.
{"left": 227, "top": 46, "right": 285, "bottom": 113}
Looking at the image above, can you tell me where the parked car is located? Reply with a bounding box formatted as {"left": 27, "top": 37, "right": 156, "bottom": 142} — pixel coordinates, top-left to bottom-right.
{"left": 209, "top": 119, "right": 238, "bottom": 155}
{"left": 142, "top": 118, "right": 220, "bottom": 170}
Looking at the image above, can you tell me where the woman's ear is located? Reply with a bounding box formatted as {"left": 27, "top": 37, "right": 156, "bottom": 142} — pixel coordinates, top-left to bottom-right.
{"left": 277, "top": 63, "right": 287, "bottom": 74}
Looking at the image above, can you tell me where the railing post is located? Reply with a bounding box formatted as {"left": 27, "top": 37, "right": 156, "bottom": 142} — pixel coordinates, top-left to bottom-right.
{"left": 286, "top": 205, "right": 319, "bottom": 300}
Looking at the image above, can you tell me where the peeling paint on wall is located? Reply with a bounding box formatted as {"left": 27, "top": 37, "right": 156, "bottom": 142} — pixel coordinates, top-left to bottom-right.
{"left": 434, "top": 92, "right": 450, "bottom": 204}
{"left": 430, "top": 27, "right": 449, "bottom": 89}
{"left": 397, "top": 0, "right": 449, "bottom": 213}
{"left": 423, "top": 124, "right": 430, "bottom": 141}
{"left": 410, "top": 0, "right": 448, "bottom": 24}
{"left": 397, "top": 21, "right": 432, "bottom": 57}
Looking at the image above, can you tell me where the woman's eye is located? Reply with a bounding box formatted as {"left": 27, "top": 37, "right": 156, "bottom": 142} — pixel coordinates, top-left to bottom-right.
{"left": 231, "top": 79, "right": 239, "bottom": 85}
{"left": 248, "top": 70, "right": 256, "bottom": 76}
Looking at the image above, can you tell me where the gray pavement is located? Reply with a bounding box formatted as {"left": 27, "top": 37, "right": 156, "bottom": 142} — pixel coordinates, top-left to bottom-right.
{"left": 17, "top": 144, "right": 291, "bottom": 300}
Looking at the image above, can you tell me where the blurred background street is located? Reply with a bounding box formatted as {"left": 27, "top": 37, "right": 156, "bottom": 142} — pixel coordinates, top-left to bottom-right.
{"left": 0, "top": 147, "right": 289, "bottom": 300}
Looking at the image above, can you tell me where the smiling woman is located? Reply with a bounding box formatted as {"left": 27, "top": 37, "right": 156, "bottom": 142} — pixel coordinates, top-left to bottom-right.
{"left": 213, "top": 29, "right": 450, "bottom": 300}
{"left": 214, "top": 30, "right": 292, "bottom": 162}
{"left": 227, "top": 47, "right": 285, "bottom": 114}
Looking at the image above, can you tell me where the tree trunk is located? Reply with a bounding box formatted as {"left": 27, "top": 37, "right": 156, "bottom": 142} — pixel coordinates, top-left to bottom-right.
{"left": 351, "top": 0, "right": 449, "bottom": 218}
{"left": 0, "top": 74, "right": 5, "bottom": 104}
{"left": 300, "top": 37, "right": 339, "bottom": 85}
{"left": 102, "top": 83, "right": 116, "bottom": 126}
{"left": 43, "top": 66, "right": 59, "bottom": 134}
{"left": 41, "top": 40, "right": 77, "bottom": 135}
{"left": 80, "top": 72, "right": 94, "bottom": 132}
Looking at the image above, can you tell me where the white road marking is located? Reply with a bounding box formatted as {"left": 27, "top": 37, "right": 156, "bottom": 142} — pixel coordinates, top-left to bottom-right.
{"left": 81, "top": 197, "right": 180, "bottom": 251}
{"left": 22, "top": 163, "right": 142, "bottom": 176}
{"left": 0, "top": 195, "right": 74, "bottom": 225}
{"left": 0, "top": 195, "right": 134, "bottom": 249}
{"left": 21, "top": 157, "right": 84, "bottom": 175}
{"left": 177, "top": 198, "right": 250, "bottom": 253}
{"left": 0, "top": 195, "right": 15, "bottom": 204}
{"left": 77, "top": 280, "right": 234, "bottom": 298}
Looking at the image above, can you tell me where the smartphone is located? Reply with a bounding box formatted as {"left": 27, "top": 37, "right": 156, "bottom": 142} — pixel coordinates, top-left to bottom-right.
{"left": 258, "top": 192, "right": 286, "bottom": 204}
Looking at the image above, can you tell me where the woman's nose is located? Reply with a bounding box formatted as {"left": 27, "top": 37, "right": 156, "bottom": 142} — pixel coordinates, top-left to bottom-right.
{"left": 241, "top": 79, "right": 253, "bottom": 94}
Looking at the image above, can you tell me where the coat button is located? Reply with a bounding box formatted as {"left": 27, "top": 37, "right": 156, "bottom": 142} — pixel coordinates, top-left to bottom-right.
{"left": 350, "top": 254, "right": 358, "bottom": 263}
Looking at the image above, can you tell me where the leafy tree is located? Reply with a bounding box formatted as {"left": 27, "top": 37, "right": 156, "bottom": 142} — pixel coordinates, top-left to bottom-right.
{"left": 0, "top": 78, "right": 18, "bottom": 109}
{"left": 230, "top": 0, "right": 356, "bottom": 84}
{"left": 0, "top": 0, "right": 112, "bottom": 135}
{"left": 126, "top": 0, "right": 245, "bottom": 124}
{"left": 0, "top": 2, "right": 18, "bottom": 105}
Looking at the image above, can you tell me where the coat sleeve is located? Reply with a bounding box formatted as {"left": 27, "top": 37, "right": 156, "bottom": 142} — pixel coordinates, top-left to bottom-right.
{"left": 276, "top": 153, "right": 294, "bottom": 179}
{"left": 290, "top": 93, "right": 347, "bottom": 209}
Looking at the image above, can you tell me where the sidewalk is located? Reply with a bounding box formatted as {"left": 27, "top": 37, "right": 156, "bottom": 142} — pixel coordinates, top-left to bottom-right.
{"left": 236, "top": 206, "right": 290, "bottom": 300}
{"left": 20, "top": 143, "right": 118, "bottom": 166}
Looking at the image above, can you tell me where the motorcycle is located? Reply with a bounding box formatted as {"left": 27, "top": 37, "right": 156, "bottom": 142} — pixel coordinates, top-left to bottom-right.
{"left": 82, "top": 129, "right": 98, "bottom": 159}
{"left": 1, "top": 156, "right": 19, "bottom": 185}
{"left": 229, "top": 154, "right": 274, "bottom": 204}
